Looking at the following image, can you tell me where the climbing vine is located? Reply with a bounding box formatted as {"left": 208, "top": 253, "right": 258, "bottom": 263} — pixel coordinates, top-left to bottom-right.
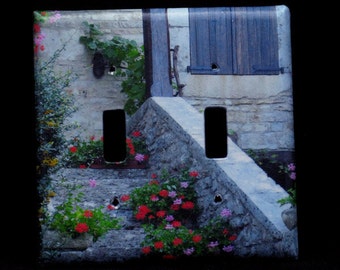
{"left": 79, "top": 21, "right": 146, "bottom": 115}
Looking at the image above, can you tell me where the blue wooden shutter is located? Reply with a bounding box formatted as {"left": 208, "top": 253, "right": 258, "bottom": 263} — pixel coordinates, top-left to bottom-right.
{"left": 188, "top": 6, "right": 280, "bottom": 75}
{"left": 188, "top": 7, "right": 233, "bottom": 74}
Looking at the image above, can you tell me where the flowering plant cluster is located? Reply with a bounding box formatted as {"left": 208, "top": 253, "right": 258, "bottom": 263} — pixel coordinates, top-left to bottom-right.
{"left": 33, "top": 11, "right": 61, "bottom": 54}
{"left": 63, "top": 130, "right": 149, "bottom": 168}
{"left": 277, "top": 162, "right": 297, "bottom": 207}
{"left": 124, "top": 168, "right": 238, "bottom": 259}
{"left": 125, "top": 130, "right": 149, "bottom": 164}
{"left": 47, "top": 182, "right": 122, "bottom": 241}
{"left": 64, "top": 135, "right": 104, "bottom": 168}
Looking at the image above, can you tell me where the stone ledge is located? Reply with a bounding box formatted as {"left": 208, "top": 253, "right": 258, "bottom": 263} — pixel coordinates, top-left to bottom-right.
{"left": 128, "top": 96, "right": 298, "bottom": 258}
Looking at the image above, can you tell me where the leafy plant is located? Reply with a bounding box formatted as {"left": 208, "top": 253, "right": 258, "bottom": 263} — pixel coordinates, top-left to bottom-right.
{"left": 47, "top": 183, "right": 122, "bottom": 241}
{"left": 123, "top": 168, "right": 238, "bottom": 259}
{"left": 34, "top": 44, "right": 78, "bottom": 179}
{"left": 63, "top": 131, "right": 149, "bottom": 168}
{"left": 277, "top": 163, "right": 297, "bottom": 207}
{"left": 128, "top": 168, "right": 200, "bottom": 226}
{"left": 140, "top": 208, "right": 237, "bottom": 258}
{"left": 63, "top": 135, "right": 104, "bottom": 168}
{"left": 79, "top": 21, "right": 146, "bottom": 115}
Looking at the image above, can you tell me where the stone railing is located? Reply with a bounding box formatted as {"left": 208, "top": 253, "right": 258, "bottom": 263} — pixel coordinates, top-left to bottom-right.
{"left": 127, "top": 97, "right": 298, "bottom": 258}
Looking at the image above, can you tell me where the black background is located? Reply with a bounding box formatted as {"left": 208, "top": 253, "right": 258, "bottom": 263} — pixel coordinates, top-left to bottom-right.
{"left": 4, "top": 0, "right": 337, "bottom": 269}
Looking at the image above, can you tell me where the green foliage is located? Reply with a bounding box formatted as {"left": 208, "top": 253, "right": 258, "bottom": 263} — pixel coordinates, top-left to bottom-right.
{"left": 246, "top": 150, "right": 297, "bottom": 207}
{"left": 62, "top": 130, "right": 149, "bottom": 168}
{"left": 47, "top": 184, "right": 122, "bottom": 241}
{"left": 125, "top": 168, "right": 238, "bottom": 258}
{"left": 277, "top": 162, "right": 297, "bottom": 207}
{"left": 128, "top": 168, "right": 200, "bottom": 226}
{"left": 277, "top": 187, "right": 296, "bottom": 207}
{"left": 79, "top": 21, "right": 146, "bottom": 115}
{"left": 63, "top": 136, "right": 104, "bottom": 167}
{"left": 34, "top": 44, "right": 78, "bottom": 178}
{"left": 141, "top": 212, "right": 237, "bottom": 258}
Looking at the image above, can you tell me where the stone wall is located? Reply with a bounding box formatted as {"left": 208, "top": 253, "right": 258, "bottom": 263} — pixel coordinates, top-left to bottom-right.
{"left": 35, "top": 9, "right": 144, "bottom": 140}
{"left": 35, "top": 7, "right": 295, "bottom": 151}
{"left": 41, "top": 97, "right": 298, "bottom": 264}
{"left": 128, "top": 97, "right": 298, "bottom": 258}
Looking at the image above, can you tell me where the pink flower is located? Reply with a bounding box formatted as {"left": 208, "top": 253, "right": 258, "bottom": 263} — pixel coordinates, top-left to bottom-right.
{"left": 220, "top": 208, "right": 232, "bottom": 218}
{"left": 150, "top": 194, "right": 159, "bottom": 201}
{"left": 48, "top": 12, "right": 61, "bottom": 23}
{"left": 223, "top": 245, "right": 234, "bottom": 252}
{"left": 184, "top": 247, "right": 195, "bottom": 255}
{"left": 180, "top": 182, "right": 189, "bottom": 188}
{"left": 135, "top": 153, "right": 145, "bottom": 162}
{"left": 288, "top": 163, "right": 296, "bottom": 171}
{"left": 89, "top": 179, "right": 96, "bottom": 187}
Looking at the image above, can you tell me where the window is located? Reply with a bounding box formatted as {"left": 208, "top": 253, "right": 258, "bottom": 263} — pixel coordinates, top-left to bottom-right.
{"left": 188, "top": 6, "right": 281, "bottom": 75}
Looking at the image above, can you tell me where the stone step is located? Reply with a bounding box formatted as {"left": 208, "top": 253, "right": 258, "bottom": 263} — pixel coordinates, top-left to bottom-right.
{"left": 40, "top": 168, "right": 152, "bottom": 264}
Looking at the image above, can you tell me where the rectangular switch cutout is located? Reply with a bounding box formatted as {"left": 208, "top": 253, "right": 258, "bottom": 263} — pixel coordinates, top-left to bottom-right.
{"left": 103, "top": 109, "right": 127, "bottom": 163}
{"left": 204, "top": 106, "right": 228, "bottom": 158}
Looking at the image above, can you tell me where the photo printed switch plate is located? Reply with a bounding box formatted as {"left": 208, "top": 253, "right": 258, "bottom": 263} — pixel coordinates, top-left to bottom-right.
{"left": 33, "top": 6, "right": 298, "bottom": 265}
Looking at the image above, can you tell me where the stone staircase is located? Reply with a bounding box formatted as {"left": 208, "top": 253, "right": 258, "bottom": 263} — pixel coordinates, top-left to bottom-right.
{"left": 40, "top": 168, "right": 153, "bottom": 264}
{"left": 39, "top": 97, "right": 298, "bottom": 265}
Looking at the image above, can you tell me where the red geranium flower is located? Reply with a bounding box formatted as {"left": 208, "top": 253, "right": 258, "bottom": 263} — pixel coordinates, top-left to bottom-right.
{"left": 75, "top": 223, "right": 89, "bottom": 233}
{"left": 132, "top": 130, "right": 141, "bottom": 137}
{"left": 154, "top": 241, "right": 164, "bottom": 249}
{"left": 192, "top": 234, "right": 202, "bottom": 243}
{"left": 69, "top": 146, "right": 77, "bottom": 153}
{"left": 149, "top": 180, "right": 159, "bottom": 185}
{"left": 33, "top": 23, "right": 41, "bottom": 33}
{"left": 170, "top": 204, "right": 180, "bottom": 211}
{"left": 142, "top": 246, "right": 151, "bottom": 254}
{"left": 120, "top": 194, "right": 130, "bottom": 202}
{"left": 83, "top": 209, "right": 93, "bottom": 218}
{"left": 229, "top": 234, "right": 237, "bottom": 241}
{"left": 189, "top": 171, "right": 199, "bottom": 177}
{"left": 223, "top": 229, "right": 229, "bottom": 235}
{"left": 159, "top": 189, "right": 169, "bottom": 198}
{"left": 181, "top": 201, "right": 195, "bottom": 210}
{"left": 156, "top": 210, "right": 166, "bottom": 218}
{"left": 171, "top": 220, "right": 181, "bottom": 228}
{"left": 107, "top": 204, "right": 115, "bottom": 210}
{"left": 172, "top": 237, "right": 183, "bottom": 246}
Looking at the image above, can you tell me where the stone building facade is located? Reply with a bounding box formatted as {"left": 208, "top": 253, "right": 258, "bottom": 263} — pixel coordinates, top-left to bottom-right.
{"left": 35, "top": 6, "right": 294, "bottom": 152}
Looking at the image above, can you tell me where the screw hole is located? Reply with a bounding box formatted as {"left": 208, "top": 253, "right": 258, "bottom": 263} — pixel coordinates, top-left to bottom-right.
{"left": 211, "top": 63, "right": 219, "bottom": 71}
{"left": 110, "top": 196, "right": 120, "bottom": 209}
{"left": 214, "top": 194, "right": 223, "bottom": 203}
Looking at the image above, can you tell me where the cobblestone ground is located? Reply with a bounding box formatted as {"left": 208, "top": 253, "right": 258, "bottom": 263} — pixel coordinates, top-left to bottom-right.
{"left": 40, "top": 168, "right": 153, "bottom": 264}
